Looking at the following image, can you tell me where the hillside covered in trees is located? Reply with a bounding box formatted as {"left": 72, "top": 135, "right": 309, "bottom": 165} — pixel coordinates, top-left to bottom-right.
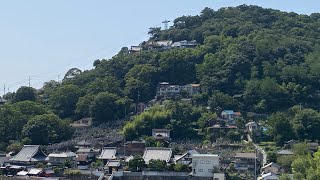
{"left": 1, "top": 5, "right": 320, "bottom": 150}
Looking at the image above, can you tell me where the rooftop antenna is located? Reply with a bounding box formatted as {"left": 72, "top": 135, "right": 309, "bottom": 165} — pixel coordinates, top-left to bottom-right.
{"left": 162, "top": 19, "right": 170, "bottom": 30}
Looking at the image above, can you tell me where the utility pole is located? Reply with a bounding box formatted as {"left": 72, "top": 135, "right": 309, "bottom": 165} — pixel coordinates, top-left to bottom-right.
{"left": 28, "top": 76, "right": 31, "bottom": 87}
{"left": 162, "top": 20, "right": 171, "bottom": 30}
{"left": 254, "top": 148, "right": 257, "bottom": 180}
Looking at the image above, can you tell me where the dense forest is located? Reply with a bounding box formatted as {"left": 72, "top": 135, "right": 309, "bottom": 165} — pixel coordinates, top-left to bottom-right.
{"left": 1, "top": 5, "right": 320, "bottom": 151}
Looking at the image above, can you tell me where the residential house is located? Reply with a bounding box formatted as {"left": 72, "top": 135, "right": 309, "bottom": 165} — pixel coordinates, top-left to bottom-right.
{"left": 143, "top": 147, "right": 172, "bottom": 164}
{"left": 174, "top": 149, "right": 199, "bottom": 165}
{"left": 26, "top": 168, "right": 43, "bottom": 177}
{"left": 10, "top": 145, "right": 47, "bottom": 166}
{"left": 152, "top": 129, "right": 171, "bottom": 141}
{"left": 261, "top": 162, "right": 282, "bottom": 174}
{"left": 233, "top": 153, "right": 259, "bottom": 171}
{"left": 129, "top": 46, "right": 142, "bottom": 54}
{"left": 105, "top": 160, "right": 121, "bottom": 174}
{"left": 258, "top": 172, "right": 279, "bottom": 180}
{"left": 191, "top": 154, "right": 221, "bottom": 178}
{"left": 276, "top": 150, "right": 294, "bottom": 156}
{"left": 71, "top": 118, "right": 93, "bottom": 129}
{"left": 221, "top": 110, "right": 241, "bottom": 124}
{"left": 171, "top": 40, "right": 197, "bottom": 48}
{"left": 156, "top": 82, "right": 200, "bottom": 98}
{"left": 180, "top": 84, "right": 201, "bottom": 97}
{"left": 147, "top": 40, "right": 173, "bottom": 50}
{"left": 48, "top": 152, "right": 77, "bottom": 167}
{"left": 209, "top": 124, "right": 237, "bottom": 138}
{"left": 97, "top": 147, "right": 117, "bottom": 163}
{"left": 76, "top": 148, "right": 100, "bottom": 169}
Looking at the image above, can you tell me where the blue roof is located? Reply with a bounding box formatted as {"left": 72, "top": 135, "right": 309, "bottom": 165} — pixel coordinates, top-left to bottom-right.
{"left": 223, "top": 110, "right": 234, "bottom": 115}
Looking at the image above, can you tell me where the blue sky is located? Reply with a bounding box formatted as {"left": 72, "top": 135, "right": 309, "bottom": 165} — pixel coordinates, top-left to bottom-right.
{"left": 0, "top": 0, "right": 319, "bottom": 93}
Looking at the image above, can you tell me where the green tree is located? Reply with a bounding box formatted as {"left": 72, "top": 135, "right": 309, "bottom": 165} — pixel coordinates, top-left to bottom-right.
{"left": 14, "top": 86, "right": 37, "bottom": 102}
{"left": 148, "top": 159, "right": 167, "bottom": 171}
{"left": 22, "top": 114, "right": 73, "bottom": 145}
{"left": 128, "top": 156, "right": 146, "bottom": 172}
{"left": 49, "top": 84, "right": 81, "bottom": 118}
{"left": 90, "top": 92, "right": 119, "bottom": 122}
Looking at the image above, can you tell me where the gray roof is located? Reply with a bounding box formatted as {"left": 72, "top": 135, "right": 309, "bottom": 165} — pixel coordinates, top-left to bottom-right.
{"left": 98, "top": 147, "right": 117, "bottom": 160}
{"left": 143, "top": 147, "right": 172, "bottom": 164}
{"left": 262, "top": 162, "right": 281, "bottom": 170}
{"left": 10, "top": 145, "right": 47, "bottom": 162}
{"left": 76, "top": 148, "right": 100, "bottom": 154}
{"left": 106, "top": 160, "right": 121, "bottom": 167}
{"left": 48, "top": 152, "right": 76, "bottom": 158}
{"left": 235, "top": 153, "right": 257, "bottom": 159}
{"left": 277, "top": 149, "right": 294, "bottom": 155}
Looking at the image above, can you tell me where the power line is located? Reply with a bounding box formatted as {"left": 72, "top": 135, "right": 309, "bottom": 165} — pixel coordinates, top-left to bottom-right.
{"left": 6, "top": 30, "right": 149, "bottom": 91}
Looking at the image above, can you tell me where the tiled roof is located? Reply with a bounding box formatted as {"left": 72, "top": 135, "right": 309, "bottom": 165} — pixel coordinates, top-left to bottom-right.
{"left": 97, "top": 147, "right": 117, "bottom": 160}
{"left": 76, "top": 154, "right": 88, "bottom": 162}
{"left": 106, "top": 160, "right": 121, "bottom": 167}
{"left": 48, "top": 152, "right": 76, "bottom": 158}
{"left": 143, "top": 147, "right": 172, "bottom": 164}
{"left": 235, "top": 153, "right": 257, "bottom": 159}
{"left": 27, "top": 168, "right": 43, "bottom": 175}
{"left": 10, "top": 145, "right": 46, "bottom": 162}
{"left": 262, "top": 162, "right": 281, "bottom": 170}
{"left": 276, "top": 149, "right": 294, "bottom": 155}
{"left": 76, "top": 148, "right": 100, "bottom": 154}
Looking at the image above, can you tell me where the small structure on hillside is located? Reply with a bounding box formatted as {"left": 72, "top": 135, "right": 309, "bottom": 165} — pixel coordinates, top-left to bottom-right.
{"left": 174, "top": 149, "right": 199, "bottom": 165}
{"left": 152, "top": 129, "right": 171, "bottom": 141}
{"left": 71, "top": 118, "right": 93, "bottom": 129}
{"left": 261, "top": 162, "right": 283, "bottom": 175}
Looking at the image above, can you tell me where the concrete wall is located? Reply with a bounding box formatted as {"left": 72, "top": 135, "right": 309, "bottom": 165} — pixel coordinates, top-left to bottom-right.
{"left": 112, "top": 172, "right": 213, "bottom": 180}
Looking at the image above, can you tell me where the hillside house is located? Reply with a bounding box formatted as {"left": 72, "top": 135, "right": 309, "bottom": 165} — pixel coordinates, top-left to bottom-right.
{"left": 156, "top": 82, "right": 200, "bottom": 98}
{"left": 261, "top": 162, "right": 283, "bottom": 174}
{"left": 152, "top": 129, "right": 171, "bottom": 141}
{"left": 233, "top": 153, "right": 259, "bottom": 172}
{"left": 71, "top": 118, "right": 93, "bottom": 129}
{"left": 48, "top": 152, "right": 77, "bottom": 167}
{"left": 129, "top": 46, "right": 142, "bottom": 54}
{"left": 258, "top": 172, "right": 279, "bottom": 180}
{"left": 174, "top": 149, "right": 199, "bottom": 165}
{"left": 171, "top": 40, "right": 197, "bottom": 48}
{"left": 221, "top": 110, "right": 241, "bottom": 124}
{"left": 191, "top": 154, "right": 221, "bottom": 178}
{"left": 276, "top": 150, "right": 294, "bottom": 156}
{"left": 10, "top": 145, "right": 47, "bottom": 166}
{"left": 143, "top": 147, "right": 172, "bottom": 164}
{"left": 76, "top": 148, "right": 100, "bottom": 169}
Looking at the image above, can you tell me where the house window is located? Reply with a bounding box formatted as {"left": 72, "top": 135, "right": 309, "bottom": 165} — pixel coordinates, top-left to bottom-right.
{"left": 198, "top": 169, "right": 203, "bottom": 172}
{"left": 206, "top": 160, "right": 211, "bottom": 164}
{"left": 200, "top": 160, "right": 205, "bottom": 164}
{"left": 208, "top": 169, "right": 213, "bottom": 173}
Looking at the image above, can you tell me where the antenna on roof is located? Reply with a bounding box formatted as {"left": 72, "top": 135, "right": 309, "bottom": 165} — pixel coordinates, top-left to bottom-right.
{"left": 162, "top": 20, "right": 170, "bottom": 30}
